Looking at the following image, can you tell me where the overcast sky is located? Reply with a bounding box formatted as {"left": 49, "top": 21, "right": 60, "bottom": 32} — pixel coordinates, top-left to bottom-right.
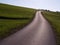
{"left": 0, "top": 0, "right": 60, "bottom": 11}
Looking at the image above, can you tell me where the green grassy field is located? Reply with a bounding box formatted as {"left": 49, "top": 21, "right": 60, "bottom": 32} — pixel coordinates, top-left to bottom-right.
{"left": 42, "top": 10, "right": 60, "bottom": 45}
{"left": 0, "top": 3, "right": 35, "bottom": 39}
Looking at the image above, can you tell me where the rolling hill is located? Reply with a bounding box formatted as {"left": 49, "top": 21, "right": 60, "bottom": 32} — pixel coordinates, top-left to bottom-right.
{"left": 0, "top": 3, "right": 35, "bottom": 39}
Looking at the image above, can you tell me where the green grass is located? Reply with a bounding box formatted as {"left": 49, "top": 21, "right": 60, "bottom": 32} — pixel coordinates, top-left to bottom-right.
{"left": 0, "top": 3, "right": 35, "bottom": 18}
{"left": 0, "top": 3, "right": 35, "bottom": 39}
{"left": 42, "top": 11, "right": 60, "bottom": 45}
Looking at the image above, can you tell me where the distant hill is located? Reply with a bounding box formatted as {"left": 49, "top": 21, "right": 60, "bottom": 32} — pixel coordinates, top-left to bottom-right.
{"left": 0, "top": 3, "right": 35, "bottom": 18}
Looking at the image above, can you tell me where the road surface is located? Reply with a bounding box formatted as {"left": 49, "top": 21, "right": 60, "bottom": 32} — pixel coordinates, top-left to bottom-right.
{"left": 0, "top": 11, "right": 56, "bottom": 45}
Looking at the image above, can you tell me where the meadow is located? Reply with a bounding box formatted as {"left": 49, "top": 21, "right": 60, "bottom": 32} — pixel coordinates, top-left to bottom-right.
{"left": 0, "top": 3, "right": 35, "bottom": 39}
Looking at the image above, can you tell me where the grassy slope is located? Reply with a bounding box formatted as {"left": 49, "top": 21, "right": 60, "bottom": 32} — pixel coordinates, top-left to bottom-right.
{"left": 42, "top": 11, "right": 60, "bottom": 45}
{"left": 0, "top": 3, "right": 35, "bottom": 39}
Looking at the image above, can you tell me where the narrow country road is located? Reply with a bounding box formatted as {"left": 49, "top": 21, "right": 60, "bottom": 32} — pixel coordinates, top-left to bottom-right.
{"left": 0, "top": 11, "right": 56, "bottom": 45}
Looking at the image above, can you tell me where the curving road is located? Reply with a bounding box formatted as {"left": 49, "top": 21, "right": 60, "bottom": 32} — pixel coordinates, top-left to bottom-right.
{"left": 0, "top": 11, "right": 56, "bottom": 45}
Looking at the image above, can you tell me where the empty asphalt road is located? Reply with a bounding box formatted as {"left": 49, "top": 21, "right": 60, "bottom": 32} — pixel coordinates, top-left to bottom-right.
{"left": 0, "top": 11, "right": 56, "bottom": 45}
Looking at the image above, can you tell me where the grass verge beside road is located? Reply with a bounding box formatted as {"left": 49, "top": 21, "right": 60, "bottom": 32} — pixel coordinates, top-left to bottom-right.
{"left": 42, "top": 10, "right": 60, "bottom": 45}
{"left": 0, "top": 3, "right": 36, "bottom": 39}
